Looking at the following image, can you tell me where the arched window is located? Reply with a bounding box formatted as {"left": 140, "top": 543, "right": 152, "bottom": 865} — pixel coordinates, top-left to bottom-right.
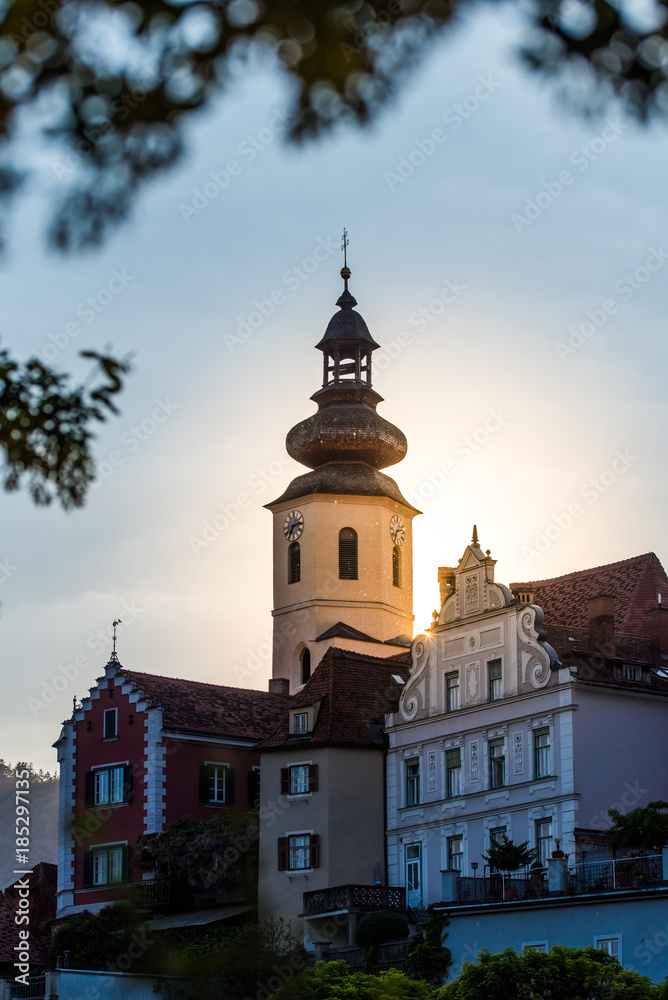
{"left": 392, "top": 546, "right": 401, "bottom": 588}
{"left": 339, "top": 528, "right": 358, "bottom": 580}
{"left": 288, "top": 542, "right": 300, "bottom": 584}
{"left": 301, "top": 648, "right": 311, "bottom": 685}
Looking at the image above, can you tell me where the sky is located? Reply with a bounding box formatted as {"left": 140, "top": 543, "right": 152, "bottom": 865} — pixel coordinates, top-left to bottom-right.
{"left": 2, "top": 2, "right": 668, "bottom": 772}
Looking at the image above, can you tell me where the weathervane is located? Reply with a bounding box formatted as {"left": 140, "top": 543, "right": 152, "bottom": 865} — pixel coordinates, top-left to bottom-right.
{"left": 340, "top": 228, "right": 351, "bottom": 290}
{"left": 111, "top": 619, "right": 122, "bottom": 661}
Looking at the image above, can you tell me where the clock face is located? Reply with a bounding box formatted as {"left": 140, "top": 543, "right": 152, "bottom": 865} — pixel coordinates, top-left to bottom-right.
{"left": 283, "top": 510, "right": 304, "bottom": 542}
{"left": 390, "top": 515, "right": 405, "bottom": 546}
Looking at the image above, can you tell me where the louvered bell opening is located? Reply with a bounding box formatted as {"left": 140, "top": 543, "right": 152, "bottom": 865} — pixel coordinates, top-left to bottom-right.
{"left": 288, "top": 542, "right": 300, "bottom": 584}
{"left": 392, "top": 545, "right": 401, "bottom": 588}
{"left": 339, "top": 528, "right": 358, "bottom": 580}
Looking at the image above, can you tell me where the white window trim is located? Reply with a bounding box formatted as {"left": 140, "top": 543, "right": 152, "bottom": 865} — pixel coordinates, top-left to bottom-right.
{"left": 285, "top": 828, "right": 315, "bottom": 874}
{"left": 287, "top": 761, "right": 313, "bottom": 797}
{"left": 522, "top": 940, "right": 549, "bottom": 952}
{"left": 404, "top": 755, "right": 422, "bottom": 808}
{"left": 486, "top": 656, "right": 503, "bottom": 702}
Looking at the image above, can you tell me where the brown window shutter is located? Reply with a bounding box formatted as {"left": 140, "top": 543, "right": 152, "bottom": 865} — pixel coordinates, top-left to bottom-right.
{"left": 278, "top": 837, "right": 289, "bottom": 871}
{"left": 308, "top": 764, "right": 318, "bottom": 792}
{"left": 84, "top": 771, "right": 94, "bottom": 808}
{"left": 309, "top": 834, "right": 320, "bottom": 868}
{"left": 280, "top": 768, "right": 290, "bottom": 795}
{"left": 122, "top": 764, "right": 133, "bottom": 803}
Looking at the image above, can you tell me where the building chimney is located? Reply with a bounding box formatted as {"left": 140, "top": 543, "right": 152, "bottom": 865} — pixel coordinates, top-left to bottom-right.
{"left": 268, "top": 677, "right": 290, "bottom": 696}
{"left": 648, "top": 599, "right": 668, "bottom": 656}
{"left": 588, "top": 594, "right": 615, "bottom": 650}
{"left": 438, "top": 567, "right": 455, "bottom": 607}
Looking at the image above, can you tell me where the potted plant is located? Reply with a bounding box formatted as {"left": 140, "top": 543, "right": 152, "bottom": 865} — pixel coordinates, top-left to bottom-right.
{"left": 551, "top": 837, "right": 565, "bottom": 859}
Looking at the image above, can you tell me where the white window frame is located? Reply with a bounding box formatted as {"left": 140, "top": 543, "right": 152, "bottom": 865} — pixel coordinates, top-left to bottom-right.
{"left": 522, "top": 941, "right": 548, "bottom": 952}
{"left": 294, "top": 712, "right": 308, "bottom": 735}
{"left": 405, "top": 758, "right": 421, "bottom": 807}
{"left": 290, "top": 763, "right": 310, "bottom": 794}
{"left": 594, "top": 935, "right": 621, "bottom": 960}
{"left": 446, "top": 748, "right": 462, "bottom": 798}
{"left": 489, "top": 739, "right": 505, "bottom": 788}
{"left": 534, "top": 727, "right": 550, "bottom": 779}
{"left": 447, "top": 835, "right": 463, "bottom": 872}
{"left": 209, "top": 764, "right": 228, "bottom": 803}
{"left": 445, "top": 671, "right": 460, "bottom": 713}
{"left": 92, "top": 844, "right": 126, "bottom": 885}
{"left": 93, "top": 764, "right": 125, "bottom": 806}
{"left": 488, "top": 659, "right": 503, "bottom": 702}
{"left": 535, "top": 817, "right": 553, "bottom": 866}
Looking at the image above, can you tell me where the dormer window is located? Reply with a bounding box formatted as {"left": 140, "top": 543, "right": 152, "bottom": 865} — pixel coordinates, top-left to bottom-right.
{"left": 623, "top": 664, "right": 643, "bottom": 681}
{"left": 294, "top": 712, "right": 308, "bottom": 735}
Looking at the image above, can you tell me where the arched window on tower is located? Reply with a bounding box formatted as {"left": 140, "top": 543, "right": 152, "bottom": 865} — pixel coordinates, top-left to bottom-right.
{"left": 339, "top": 528, "right": 358, "bottom": 580}
{"left": 393, "top": 546, "right": 401, "bottom": 588}
{"left": 288, "top": 542, "right": 300, "bottom": 584}
{"left": 301, "top": 648, "right": 311, "bottom": 685}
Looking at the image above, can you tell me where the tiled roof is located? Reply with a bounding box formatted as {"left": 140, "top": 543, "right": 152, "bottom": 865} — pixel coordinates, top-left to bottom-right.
{"left": 260, "top": 646, "right": 411, "bottom": 751}
{"left": 0, "top": 863, "right": 56, "bottom": 967}
{"left": 511, "top": 552, "right": 668, "bottom": 638}
{"left": 118, "top": 668, "right": 291, "bottom": 741}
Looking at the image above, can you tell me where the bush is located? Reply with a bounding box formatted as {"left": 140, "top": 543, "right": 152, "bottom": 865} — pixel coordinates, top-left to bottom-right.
{"left": 272, "top": 960, "right": 435, "bottom": 1000}
{"left": 355, "top": 910, "right": 410, "bottom": 973}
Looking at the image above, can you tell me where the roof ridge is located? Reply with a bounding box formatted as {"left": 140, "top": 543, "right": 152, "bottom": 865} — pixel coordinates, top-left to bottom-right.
{"left": 120, "top": 668, "right": 289, "bottom": 700}
{"left": 511, "top": 552, "right": 659, "bottom": 588}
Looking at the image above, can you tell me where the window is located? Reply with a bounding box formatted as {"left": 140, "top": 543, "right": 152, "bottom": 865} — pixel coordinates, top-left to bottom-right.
{"left": 288, "top": 542, "right": 300, "bottom": 584}
{"left": 623, "top": 664, "right": 642, "bottom": 681}
{"left": 199, "top": 763, "right": 235, "bottom": 806}
{"left": 85, "top": 765, "right": 131, "bottom": 807}
{"left": 445, "top": 672, "right": 460, "bottom": 713}
{"left": 278, "top": 833, "right": 320, "bottom": 871}
{"left": 281, "top": 764, "right": 318, "bottom": 795}
{"left": 446, "top": 748, "right": 462, "bottom": 798}
{"left": 405, "top": 844, "right": 422, "bottom": 906}
{"left": 103, "top": 708, "right": 117, "bottom": 739}
{"left": 406, "top": 759, "right": 420, "bottom": 806}
{"left": 536, "top": 818, "right": 553, "bottom": 866}
{"left": 534, "top": 728, "right": 550, "bottom": 778}
{"left": 489, "top": 826, "right": 506, "bottom": 873}
{"left": 392, "top": 546, "right": 401, "bottom": 588}
{"left": 594, "top": 936, "right": 620, "bottom": 959}
{"left": 301, "top": 649, "right": 311, "bottom": 685}
{"left": 489, "top": 740, "right": 505, "bottom": 788}
{"left": 522, "top": 941, "right": 548, "bottom": 952}
{"left": 488, "top": 660, "right": 502, "bottom": 702}
{"left": 294, "top": 712, "right": 309, "bottom": 735}
{"left": 447, "top": 836, "right": 463, "bottom": 872}
{"left": 339, "top": 528, "right": 358, "bottom": 580}
{"left": 83, "top": 844, "right": 128, "bottom": 886}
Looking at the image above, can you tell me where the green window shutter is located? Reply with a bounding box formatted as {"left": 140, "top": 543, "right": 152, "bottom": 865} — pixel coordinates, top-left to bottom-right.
{"left": 225, "top": 768, "right": 235, "bottom": 805}
{"left": 280, "top": 768, "right": 290, "bottom": 795}
{"left": 199, "top": 765, "right": 211, "bottom": 803}
{"left": 308, "top": 764, "right": 318, "bottom": 792}
{"left": 82, "top": 852, "right": 92, "bottom": 887}
{"left": 84, "top": 772, "right": 94, "bottom": 808}
{"left": 309, "top": 834, "right": 320, "bottom": 868}
{"left": 122, "top": 764, "right": 133, "bottom": 803}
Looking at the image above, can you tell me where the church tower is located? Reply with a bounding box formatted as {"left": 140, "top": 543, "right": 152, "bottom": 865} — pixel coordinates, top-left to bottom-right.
{"left": 266, "top": 247, "right": 420, "bottom": 691}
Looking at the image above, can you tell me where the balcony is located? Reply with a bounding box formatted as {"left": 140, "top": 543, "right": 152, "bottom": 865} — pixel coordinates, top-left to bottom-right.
{"left": 132, "top": 877, "right": 250, "bottom": 912}
{"left": 303, "top": 884, "right": 406, "bottom": 916}
{"left": 452, "top": 853, "right": 665, "bottom": 906}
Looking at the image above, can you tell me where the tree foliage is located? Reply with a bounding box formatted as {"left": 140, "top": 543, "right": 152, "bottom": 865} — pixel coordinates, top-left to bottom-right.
{"left": 0, "top": 348, "right": 130, "bottom": 508}
{"left": 0, "top": 0, "right": 666, "bottom": 254}
{"left": 272, "top": 959, "right": 434, "bottom": 1000}
{"left": 481, "top": 834, "right": 538, "bottom": 873}
{"left": 607, "top": 800, "right": 668, "bottom": 852}
{"left": 47, "top": 902, "right": 142, "bottom": 970}
{"left": 135, "top": 810, "right": 258, "bottom": 890}
{"left": 0, "top": 759, "right": 58, "bottom": 887}
{"left": 355, "top": 909, "right": 410, "bottom": 973}
{"left": 436, "top": 946, "right": 660, "bottom": 1000}
{"left": 403, "top": 905, "right": 452, "bottom": 986}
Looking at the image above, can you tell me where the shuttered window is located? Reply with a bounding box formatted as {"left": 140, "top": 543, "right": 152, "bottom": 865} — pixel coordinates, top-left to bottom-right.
{"left": 392, "top": 546, "right": 401, "bottom": 588}
{"left": 83, "top": 844, "right": 129, "bottom": 886}
{"left": 278, "top": 833, "right": 320, "bottom": 870}
{"left": 199, "top": 764, "right": 235, "bottom": 806}
{"left": 280, "top": 764, "right": 318, "bottom": 795}
{"left": 85, "top": 765, "right": 132, "bottom": 808}
{"left": 288, "top": 542, "right": 300, "bottom": 584}
{"left": 339, "top": 528, "right": 358, "bottom": 579}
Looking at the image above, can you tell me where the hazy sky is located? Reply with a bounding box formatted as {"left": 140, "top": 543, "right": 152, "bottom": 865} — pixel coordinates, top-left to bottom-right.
{"left": 3, "top": 3, "right": 668, "bottom": 772}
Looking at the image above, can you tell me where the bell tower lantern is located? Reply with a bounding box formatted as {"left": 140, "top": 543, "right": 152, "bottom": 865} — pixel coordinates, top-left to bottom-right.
{"left": 266, "top": 238, "right": 420, "bottom": 691}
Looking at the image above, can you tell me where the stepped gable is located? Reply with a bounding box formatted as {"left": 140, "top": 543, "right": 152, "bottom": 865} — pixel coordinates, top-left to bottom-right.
{"left": 119, "top": 668, "right": 291, "bottom": 742}
{"left": 260, "top": 646, "right": 410, "bottom": 751}
{"left": 511, "top": 553, "right": 668, "bottom": 638}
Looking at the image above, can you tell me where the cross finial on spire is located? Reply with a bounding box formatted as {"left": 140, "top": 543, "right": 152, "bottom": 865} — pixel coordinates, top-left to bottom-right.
{"left": 340, "top": 228, "right": 351, "bottom": 290}
{"left": 111, "top": 619, "right": 122, "bottom": 661}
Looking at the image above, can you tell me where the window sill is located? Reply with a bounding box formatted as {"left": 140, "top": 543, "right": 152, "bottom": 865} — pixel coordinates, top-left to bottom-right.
{"left": 102, "top": 737, "right": 119, "bottom": 742}
{"left": 204, "top": 802, "right": 231, "bottom": 809}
